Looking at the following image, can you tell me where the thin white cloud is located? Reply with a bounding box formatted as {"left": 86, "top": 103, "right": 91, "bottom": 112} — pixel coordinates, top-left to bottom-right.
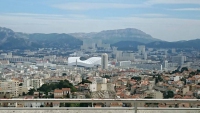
{"left": 52, "top": 2, "right": 145, "bottom": 10}
{"left": 2, "top": 13, "right": 87, "bottom": 20}
{"left": 147, "top": 0, "right": 200, "bottom": 5}
{"left": 133, "top": 13, "right": 168, "bottom": 18}
{"left": 0, "top": 13, "right": 200, "bottom": 41}
{"left": 52, "top": 0, "right": 200, "bottom": 11}
{"left": 67, "top": 14, "right": 87, "bottom": 18}
{"left": 172, "top": 8, "right": 200, "bottom": 11}
{"left": 3, "top": 13, "right": 63, "bottom": 17}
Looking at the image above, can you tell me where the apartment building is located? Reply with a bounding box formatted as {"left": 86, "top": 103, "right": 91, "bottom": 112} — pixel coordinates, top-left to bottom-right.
{"left": 0, "top": 80, "right": 19, "bottom": 97}
{"left": 31, "top": 79, "right": 43, "bottom": 89}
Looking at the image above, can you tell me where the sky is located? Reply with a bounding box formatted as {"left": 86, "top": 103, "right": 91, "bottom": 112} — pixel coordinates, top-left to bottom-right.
{"left": 0, "top": 0, "right": 200, "bottom": 41}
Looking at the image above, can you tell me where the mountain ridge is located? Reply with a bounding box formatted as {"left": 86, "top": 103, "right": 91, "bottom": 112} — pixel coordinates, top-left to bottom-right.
{"left": 112, "top": 39, "right": 200, "bottom": 50}
{"left": 0, "top": 27, "right": 82, "bottom": 50}
{"left": 1, "top": 26, "right": 199, "bottom": 50}
{"left": 69, "top": 28, "right": 160, "bottom": 44}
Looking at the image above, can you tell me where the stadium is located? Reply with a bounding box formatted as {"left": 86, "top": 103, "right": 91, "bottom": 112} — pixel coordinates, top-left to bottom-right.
{"left": 68, "top": 57, "right": 101, "bottom": 67}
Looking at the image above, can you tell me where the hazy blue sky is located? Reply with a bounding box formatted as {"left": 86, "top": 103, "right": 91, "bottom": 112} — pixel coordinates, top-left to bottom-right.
{"left": 0, "top": 0, "right": 200, "bottom": 41}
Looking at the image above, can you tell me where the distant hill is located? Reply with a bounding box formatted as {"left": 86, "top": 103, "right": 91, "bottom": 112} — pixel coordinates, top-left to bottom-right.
{"left": 70, "top": 28, "right": 160, "bottom": 44}
{"left": 146, "top": 39, "right": 200, "bottom": 49}
{"left": 28, "top": 33, "right": 82, "bottom": 49}
{"left": 0, "top": 27, "right": 82, "bottom": 50}
{"left": 1, "top": 26, "right": 199, "bottom": 50}
{"left": 0, "top": 27, "right": 38, "bottom": 49}
{"left": 112, "top": 39, "right": 200, "bottom": 50}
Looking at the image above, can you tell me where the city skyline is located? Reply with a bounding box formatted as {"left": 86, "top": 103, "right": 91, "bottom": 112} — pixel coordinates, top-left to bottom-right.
{"left": 0, "top": 0, "right": 200, "bottom": 41}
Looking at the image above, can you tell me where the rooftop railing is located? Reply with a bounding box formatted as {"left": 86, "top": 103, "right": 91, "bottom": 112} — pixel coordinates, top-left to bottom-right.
{"left": 0, "top": 99, "right": 200, "bottom": 113}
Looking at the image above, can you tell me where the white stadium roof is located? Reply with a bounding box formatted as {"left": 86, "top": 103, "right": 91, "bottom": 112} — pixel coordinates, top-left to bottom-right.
{"left": 68, "top": 57, "right": 101, "bottom": 67}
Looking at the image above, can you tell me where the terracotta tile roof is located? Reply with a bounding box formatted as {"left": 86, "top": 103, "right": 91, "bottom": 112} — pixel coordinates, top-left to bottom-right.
{"left": 62, "top": 88, "right": 71, "bottom": 91}
{"left": 186, "top": 91, "right": 193, "bottom": 95}
{"left": 182, "top": 95, "right": 195, "bottom": 99}
{"left": 174, "top": 94, "right": 182, "bottom": 99}
{"left": 54, "top": 89, "right": 63, "bottom": 93}
{"left": 24, "top": 96, "right": 34, "bottom": 99}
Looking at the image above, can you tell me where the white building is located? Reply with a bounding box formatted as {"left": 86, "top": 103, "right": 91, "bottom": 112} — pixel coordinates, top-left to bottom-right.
{"left": 137, "top": 45, "right": 145, "bottom": 55}
{"left": 163, "top": 60, "right": 168, "bottom": 69}
{"left": 93, "top": 77, "right": 107, "bottom": 84}
{"left": 68, "top": 57, "right": 101, "bottom": 67}
{"left": 30, "top": 79, "right": 43, "bottom": 89}
{"left": 174, "top": 76, "right": 180, "bottom": 82}
{"left": 171, "top": 56, "right": 186, "bottom": 65}
{"left": 119, "top": 61, "right": 131, "bottom": 67}
{"left": 116, "top": 51, "right": 135, "bottom": 61}
{"left": 89, "top": 83, "right": 114, "bottom": 92}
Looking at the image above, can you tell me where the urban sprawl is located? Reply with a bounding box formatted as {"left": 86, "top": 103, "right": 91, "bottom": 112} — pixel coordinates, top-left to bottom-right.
{"left": 0, "top": 41, "right": 200, "bottom": 108}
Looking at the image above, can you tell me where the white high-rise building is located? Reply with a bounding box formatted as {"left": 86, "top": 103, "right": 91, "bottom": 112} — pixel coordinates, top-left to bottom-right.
{"left": 137, "top": 45, "right": 145, "bottom": 55}
{"left": 101, "top": 53, "right": 108, "bottom": 69}
{"left": 31, "top": 79, "right": 43, "bottom": 89}
{"left": 143, "top": 52, "right": 147, "bottom": 60}
{"left": 163, "top": 60, "right": 168, "bottom": 69}
{"left": 171, "top": 48, "right": 176, "bottom": 53}
{"left": 171, "top": 56, "right": 186, "bottom": 65}
{"left": 115, "top": 51, "right": 134, "bottom": 61}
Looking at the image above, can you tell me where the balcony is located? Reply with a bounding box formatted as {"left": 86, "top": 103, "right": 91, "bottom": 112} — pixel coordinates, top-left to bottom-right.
{"left": 0, "top": 99, "right": 199, "bottom": 113}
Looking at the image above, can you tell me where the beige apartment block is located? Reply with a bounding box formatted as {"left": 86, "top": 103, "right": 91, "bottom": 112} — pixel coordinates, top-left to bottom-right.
{"left": 0, "top": 80, "right": 20, "bottom": 97}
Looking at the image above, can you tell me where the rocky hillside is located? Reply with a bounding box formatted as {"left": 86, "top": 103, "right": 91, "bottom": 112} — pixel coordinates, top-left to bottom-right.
{"left": 70, "top": 28, "right": 159, "bottom": 44}
{"left": 0, "top": 27, "right": 82, "bottom": 50}
{"left": 0, "top": 27, "right": 36, "bottom": 49}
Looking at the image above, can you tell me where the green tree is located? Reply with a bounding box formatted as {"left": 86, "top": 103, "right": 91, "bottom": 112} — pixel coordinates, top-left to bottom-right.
{"left": 168, "top": 91, "right": 174, "bottom": 98}
{"left": 102, "top": 75, "right": 110, "bottom": 79}
{"left": 80, "top": 103, "right": 91, "bottom": 107}
{"left": 78, "top": 79, "right": 92, "bottom": 85}
{"left": 19, "top": 83, "right": 23, "bottom": 86}
{"left": 38, "top": 79, "right": 77, "bottom": 94}
{"left": 189, "top": 71, "right": 196, "bottom": 76}
{"left": 50, "top": 94, "right": 54, "bottom": 98}
{"left": 62, "top": 73, "right": 67, "bottom": 76}
{"left": 59, "top": 103, "right": 65, "bottom": 107}
{"left": 27, "top": 88, "right": 36, "bottom": 95}
{"left": 66, "top": 92, "right": 70, "bottom": 98}
{"left": 181, "top": 67, "right": 188, "bottom": 73}
{"left": 40, "top": 105, "right": 44, "bottom": 107}
{"left": 65, "top": 103, "right": 70, "bottom": 107}
{"left": 131, "top": 76, "right": 141, "bottom": 81}
{"left": 22, "top": 92, "right": 26, "bottom": 96}
{"left": 171, "top": 70, "right": 180, "bottom": 74}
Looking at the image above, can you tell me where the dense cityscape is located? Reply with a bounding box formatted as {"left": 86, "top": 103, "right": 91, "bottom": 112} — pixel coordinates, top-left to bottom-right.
{"left": 0, "top": 28, "right": 200, "bottom": 108}
{"left": 0, "top": 1, "right": 200, "bottom": 111}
